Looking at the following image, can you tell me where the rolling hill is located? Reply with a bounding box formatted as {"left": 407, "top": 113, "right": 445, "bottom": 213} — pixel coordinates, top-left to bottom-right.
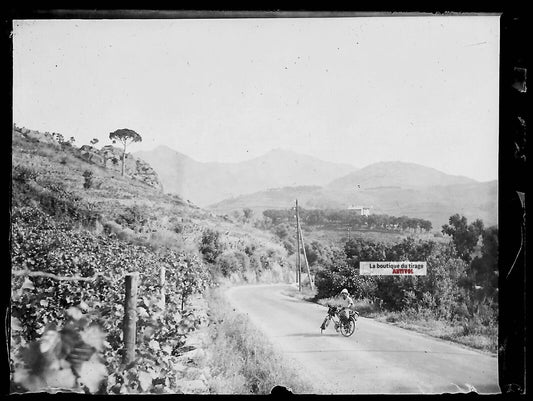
{"left": 209, "top": 162, "right": 498, "bottom": 229}
{"left": 134, "top": 146, "right": 358, "bottom": 206}
{"left": 326, "top": 161, "right": 476, "bottom": 190}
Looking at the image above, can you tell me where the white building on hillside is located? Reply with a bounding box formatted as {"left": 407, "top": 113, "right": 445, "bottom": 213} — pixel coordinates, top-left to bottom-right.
{"left": 348, "top": 205, "right": 371, "bottom": 216}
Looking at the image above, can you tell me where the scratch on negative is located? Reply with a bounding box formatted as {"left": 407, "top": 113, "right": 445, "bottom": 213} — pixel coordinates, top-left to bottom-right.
{"left": 506, "top": 191, "right": 525, "bottom": 280}
{"left": 464, "top": 41, "right": 488, "bottom": 47}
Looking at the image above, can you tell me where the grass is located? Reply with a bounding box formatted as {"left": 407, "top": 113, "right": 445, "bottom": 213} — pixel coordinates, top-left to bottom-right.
{"left": 375, "top": 309, "right": 498, "bottom": 353}
{"left": 205, "top": 287, "right": 312, "bottom": 394}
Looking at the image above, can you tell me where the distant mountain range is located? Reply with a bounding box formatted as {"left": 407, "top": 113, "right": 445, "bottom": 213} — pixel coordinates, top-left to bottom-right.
{"left": 134, "top": 146, "right": 357, "bottom": 206}
{"left": 135, "top": 147, "right": 497, "bottom": 229}
{"left": 209, "top": 162, "right": 498, "bottom": 229}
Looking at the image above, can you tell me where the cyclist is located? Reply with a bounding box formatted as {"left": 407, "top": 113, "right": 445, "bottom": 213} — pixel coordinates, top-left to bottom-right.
{"left": 339, "top": 288, "right": 358, "bottom": 324}
{"left": 340, "top": 288, "right": 354, "bottom": 307}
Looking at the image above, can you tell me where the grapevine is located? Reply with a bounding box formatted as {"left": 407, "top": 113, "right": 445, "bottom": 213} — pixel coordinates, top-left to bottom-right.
{"left": 10, "top": 206, "right": 210, "bottom": 393}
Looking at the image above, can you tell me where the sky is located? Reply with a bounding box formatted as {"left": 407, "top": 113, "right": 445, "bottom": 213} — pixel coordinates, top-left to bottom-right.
{"left": 12, "top": 16, "right": 500, "bottom": 182}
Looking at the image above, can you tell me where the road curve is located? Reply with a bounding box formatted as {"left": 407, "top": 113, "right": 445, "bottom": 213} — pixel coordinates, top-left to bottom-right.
{"left": 225, "top": 284, "right": 500, "bottom": 394}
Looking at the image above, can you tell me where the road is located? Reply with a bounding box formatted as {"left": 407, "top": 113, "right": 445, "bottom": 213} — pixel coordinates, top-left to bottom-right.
{"left": 225, "top": 284, "right": 500, "bottom": 394}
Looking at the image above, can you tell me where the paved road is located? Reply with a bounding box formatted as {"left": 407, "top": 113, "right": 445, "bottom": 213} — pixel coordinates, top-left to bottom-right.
{"left": 225, "top": 284, "right": 500, "bottom": 394}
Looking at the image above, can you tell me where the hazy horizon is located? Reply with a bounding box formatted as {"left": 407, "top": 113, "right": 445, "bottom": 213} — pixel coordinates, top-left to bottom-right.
{"left": 136, "top": 143, "right": 495, "bottom": 183}
{"left": 13, "top": 16, "right": 499, "bottom": 181}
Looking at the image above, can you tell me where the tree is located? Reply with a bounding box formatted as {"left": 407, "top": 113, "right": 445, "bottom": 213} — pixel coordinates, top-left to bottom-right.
{"left": 274, "top": 224, "right": 289, "bottom": 240}
{"left": 52, "top": 133, "right": 65, "bottom": 144}
{"left": 263, "top": 209, "right": 288, "bottom": 225}
{"left": 470, "top": 226, "right": 498, "bottom": 298}
{"left": 314, "top": 246, "right": 350, "bottom": 299}
{"left": 442, "top": 214, "right": 484, "bottom": 263}
{"left": 90, "top": 138, "right": 99, "bottom": 146}
{"left": 420, "top": 219, "right": 433, "bottom": 232}
{"left": 304, "top": 243, "right": 319, "bottom": 266}
{"left": 199, "top": 229, "right": 224, "bottom": 264}
{"left": 243, "top": 208, "right": 254, "bottom": 222}
{"left": 109, "top": 128, "right": 142, "bottom": 176}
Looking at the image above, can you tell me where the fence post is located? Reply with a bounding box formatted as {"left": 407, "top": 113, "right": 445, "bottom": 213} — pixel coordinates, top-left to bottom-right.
{"left": 123, "top": 272, "right": 139, "bottom": 365}
{"left": 159, "top": 265, "right": 166, "bottom": 310}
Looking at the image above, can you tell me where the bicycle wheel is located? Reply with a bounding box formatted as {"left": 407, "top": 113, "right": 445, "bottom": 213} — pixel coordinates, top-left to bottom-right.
{"left": 340, "top": 317, "right": 356, "bottom": 337}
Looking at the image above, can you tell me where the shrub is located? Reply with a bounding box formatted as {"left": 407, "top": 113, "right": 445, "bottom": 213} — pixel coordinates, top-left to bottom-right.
{"left": 244, "top": 243, "right": 256, "bottom": 257}
{"left": 274, "top": 224, "right": 290, "bottom": 240}
{"left": 215, "top": 252, "right": 241, "bottom": 277}
{"left": 282, "top": 238, "right": 296, "bottom": 255}
{"left": 199, "top": 229, "right": 224, "bottom": 264}
{"left": 233, "top": 250, "right": 251, "bottom": 272}
{"left": 13, "top": 175, "right": 98, "bottom": 227}
{"left": 83, "top": 170, "right": 94, "bottom": 189}
{"left": 116, "top": 205, "right": 147, "bottom": 231}
{"left": 12, "top": 165, "right": 39, "bottom": 184}
{"left": 172, "top": 223, "right": 184, "bottom": 234}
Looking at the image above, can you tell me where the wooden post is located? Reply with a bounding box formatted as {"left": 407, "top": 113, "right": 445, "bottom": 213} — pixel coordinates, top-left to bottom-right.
{"left": 123, "top": 273, "right": 139, "bottom": 365}
{"left": 299, "top": 224, "right": 314, "bottom": 290}
{"left": 159, "top": 265, "right": 166, "bottom": 310}
{"left": 296, "top": 199, "right": 301, "bottom": 292}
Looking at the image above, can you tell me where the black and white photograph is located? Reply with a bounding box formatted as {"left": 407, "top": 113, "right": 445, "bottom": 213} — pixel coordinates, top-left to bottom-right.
{"left": 8, "top": 11, "right": 524, "bottom": 395}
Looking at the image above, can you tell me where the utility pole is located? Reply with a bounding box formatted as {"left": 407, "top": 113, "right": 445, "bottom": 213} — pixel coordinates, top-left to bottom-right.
{"left": 299, "top": 222, "right": 314, "bottom": 290}
{"left": 296, "top": 199, "right": 301, "bottom": 292}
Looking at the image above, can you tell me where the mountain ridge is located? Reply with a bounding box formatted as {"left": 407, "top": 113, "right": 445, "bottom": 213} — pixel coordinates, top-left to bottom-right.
{"left": 134, "top": 145, "right": 497, "bottom": 229}
{"left": 327, "top": 160, "right": 478, "bottom": 190}
{"left": 134, "top": 146, "right": 359, "bottom": 206}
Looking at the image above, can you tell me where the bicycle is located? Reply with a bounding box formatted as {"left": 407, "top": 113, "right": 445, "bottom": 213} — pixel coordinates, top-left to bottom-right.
{"left": 320, "top": 304, "right": 359, "bottom": 337}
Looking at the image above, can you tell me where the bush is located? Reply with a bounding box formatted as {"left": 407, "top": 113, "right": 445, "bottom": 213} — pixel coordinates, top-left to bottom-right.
{"left": 313, "top": 246, "right": 350, "bottom": 299}
{"left": 199, "top": 229, "right": 224, "bottom": 264}
{"left": 172, "top": 223, "right": 184, "bottom": 234}
{"left": 12, "top": 165, "right": 39, "bottom": 184}
{"left": 315, "top": 237, "right": 472, "bottom": 316}
{"left": 83, "top": 170, "right": 94, "bottom": 189}
{"left": 13, "top": 176, "right": 98, "bottom": 227}
{"left": 244, "top": 243, "right": 256, "bottom": 257}
{"left": 215, "top": 252, "right": 241, "bottom": 277}
{"left": 116, "top": 205, "right": 147, "bottom": 231}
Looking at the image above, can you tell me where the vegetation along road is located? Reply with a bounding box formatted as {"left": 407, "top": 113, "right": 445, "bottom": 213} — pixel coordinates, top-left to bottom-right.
{"left": 225, "top": 284, "right": 499, "bottom": 394}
